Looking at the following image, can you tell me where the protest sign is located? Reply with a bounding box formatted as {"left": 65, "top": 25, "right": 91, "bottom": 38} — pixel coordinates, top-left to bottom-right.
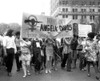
{"left": 78, "top": 24, "right": 92, "bottom": 37}
{"left": 21, "top": 13, "right": 73, "bottom": 38}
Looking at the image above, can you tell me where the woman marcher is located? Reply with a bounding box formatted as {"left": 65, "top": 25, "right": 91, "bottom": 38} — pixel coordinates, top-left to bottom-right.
{"left": 84, "top": 32, "right": 99, "bottom": 80}
{"left": 3, "top": 29, "right": 17, "bottom": 76}
{"left": 61, "top": 38, "right": 72, "bottom": 72}
{"left": 45, "top": 38, "right": 54, "bottom": 73}
{"left": 20, "top": 38, "right": 31, "bottom": 77}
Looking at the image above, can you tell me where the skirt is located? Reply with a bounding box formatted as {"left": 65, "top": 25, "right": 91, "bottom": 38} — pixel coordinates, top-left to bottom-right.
{"left": 46, "top": 46, "right": 53, "bottom": 61}
{"left": 20, "top": 54, "right": 31, "bottom": 61}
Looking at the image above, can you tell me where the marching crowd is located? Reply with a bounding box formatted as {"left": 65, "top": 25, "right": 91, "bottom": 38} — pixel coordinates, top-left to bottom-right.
{"left": 1, "top": 29, "right": 100, "bottom": 80}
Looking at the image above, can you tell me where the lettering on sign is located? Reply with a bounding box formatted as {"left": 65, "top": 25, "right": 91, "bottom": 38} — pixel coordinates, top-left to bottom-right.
{"left": 40, "top": 24, "right": 72, "bottom": 32}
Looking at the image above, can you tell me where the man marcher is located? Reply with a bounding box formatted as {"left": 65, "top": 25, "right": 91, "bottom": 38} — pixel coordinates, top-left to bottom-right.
{"left": 77, "top": 37, "right": 87, "bottom": 71}
{"left": 70, "top": 35, "right": 78, "bottom": 69}
{"left": 32, "top": 38, "right": 41, "bottom": 74}
{"left": 15, "top": 31, "right": 22, "bottom": 72}
{"left": 61, "top": 38, "right": 72, "bottom": 72}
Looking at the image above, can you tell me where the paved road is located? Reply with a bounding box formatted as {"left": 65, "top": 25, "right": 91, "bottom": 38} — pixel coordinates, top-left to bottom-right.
{"left": 0, "top": 60, "right": 99, "bottom": 81}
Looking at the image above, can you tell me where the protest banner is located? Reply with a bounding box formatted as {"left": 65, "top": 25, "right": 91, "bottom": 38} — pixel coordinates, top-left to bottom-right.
{"left": 78, "top": 24, "right": 92, "bottom": 37}
{"left": 55, "top": 18, "right": 73, "bottom": 39}
{"left": 21, "top": 13, "right": 73, "bottom": 38}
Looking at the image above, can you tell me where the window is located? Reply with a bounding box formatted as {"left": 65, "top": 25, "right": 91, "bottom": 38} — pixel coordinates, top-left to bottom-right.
{"left": 72, "top": 9, "right": 74, "bottom": 12}
{"left": 75, "top": 9, "right": 78, "bottom": 12}
{"left": 62, "top": 15, "right": 66, "bottom": 18}
{"left": 62, "top": 8, "right": 65, "bottom": 12}
{"left": 62, "top": 15, "right": 68, "bottom": 18}
{"left": 81, "top": 9, "right": 86, "bottom": 12}
{"left": 66, "top": 15, "right": 68, "bottom": 18}
{"left": 73, "top": 15, "right": 78, "bottom": 19}
{"left": 93, "top": 16, "right": 95, "bottom": 20}
{"left": 66, "top": 8, "right": 68, "bottom": 12}
{"left": 93, "top": 9, "right": 95, "bottom": 12}
{"left": 72, "top": 1, "right": 76, "bottom": 5}
{"left": 90, "top": 1, "right": 95, "bottom": 5}
{"left": 92, "top": 1, "right": 95, "bottom": 5}
{"left": 90, "top": 9, "right": 95, "bottom": 12}
{"left": 65, "top": 1, "right": 68, "bottom": 5}
{"left": 61, "top": 0, "right": 68, "bottom": 5}
{"left": 81, "top": 9, "right": 83, "bottom": 12}
{"left": 59, "top": 1, "right": 62, "bottom": 5}
{"left": 98, "top": 9, "right": 100, "bottom": 12}
{"left": 62, "top": 0, "right": 67, "bottom": 5}
{"left": 62, "top": 1, "right": 65, "bottom": 4}
{"left": 90, "top": 15, "right": 95, "bottom": 20}
{"left": 90, "top": 1, "right": 92, "bottom": 5}
{"left": 81, "top": 15, "right": 86, "bottom": 19}
{"left": 72, "top": 1, "right": 79, "bottom": 5}
{"left": 81, "top": 1, "right": 86, "bottom": 5}
{"left": 98, "top": 2, "right": 100, "bottom": 5}
{"left": 72, "top": 8, "right": 78, "bottom": 12}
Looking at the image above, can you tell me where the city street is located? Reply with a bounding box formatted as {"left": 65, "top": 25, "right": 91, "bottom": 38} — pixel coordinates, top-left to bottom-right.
{"left": 0, "top": 60, "right": 99, "bottom": 81}
{"left": 0, "top": 0, "right": 100, "bottom": 81}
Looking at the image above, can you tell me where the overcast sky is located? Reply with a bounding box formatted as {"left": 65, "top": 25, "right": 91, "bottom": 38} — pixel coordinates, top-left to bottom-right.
{"left": 0, "top": 0, "right": 50, "bottom": 25}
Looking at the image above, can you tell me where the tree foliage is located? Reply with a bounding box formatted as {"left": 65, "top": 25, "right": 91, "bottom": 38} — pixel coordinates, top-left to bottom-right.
{"left": 0, "top": 23, "right": 21, "bottom": 35}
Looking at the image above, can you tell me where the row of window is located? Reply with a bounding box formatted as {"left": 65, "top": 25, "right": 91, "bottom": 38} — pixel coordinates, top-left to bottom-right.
{"left": 62, "top": 15, "right": 95, "bottom": 20}
{"left": 59, "top": 0, "right": 100, "bottom": 5}
{"left": 62, "top": 8, "right": 100, "bottom": 12}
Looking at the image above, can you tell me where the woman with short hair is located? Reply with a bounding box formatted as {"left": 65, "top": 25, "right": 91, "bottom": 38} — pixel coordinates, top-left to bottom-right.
{"left": 3, "top": 29, "right": 17, "bottom": 76}
{"left": 45, "top": 38, "right": 54, "bottom": 73}
{"left": 20, "top": 38, "right": 31, "bottom": 77}
{"left": 84, "top": 32, "right": 99, "bottom": 80}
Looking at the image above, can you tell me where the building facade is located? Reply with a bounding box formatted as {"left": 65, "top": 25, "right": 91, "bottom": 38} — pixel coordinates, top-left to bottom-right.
{"left": 50, "top": 0, "right": 100, "bottom": 34}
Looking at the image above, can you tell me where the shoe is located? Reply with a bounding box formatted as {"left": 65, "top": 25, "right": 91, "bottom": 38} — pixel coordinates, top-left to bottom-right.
{"left": 8, "top": 72, "right": 12, "bottom": 77}
{"left": 96, "top": 76, "right": 100, "bottom": 80}
{"left": 23, "top": 75, "right": 27, "bottom": 78}
{"left": 48, "top": 70, "right": 51, "bottom": 73}
{"left": 27, "top": 72, "right": 31, "bottom": 76}
{"left": 27, "top": 71, "right": 31, "bottom": 76}
{"left": 45, "top": 70, "right": 48, "bottom": 74}
{"left": 83, "top": 68, "right": 87, "bottom": 71}
{"left": 87, "top": 74, "right": 91, "bottom": 77}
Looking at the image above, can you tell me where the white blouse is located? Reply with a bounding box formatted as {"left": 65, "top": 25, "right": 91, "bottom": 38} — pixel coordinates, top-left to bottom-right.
{"left": 3, "top": 36, "right": 17, "bottom": 53}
